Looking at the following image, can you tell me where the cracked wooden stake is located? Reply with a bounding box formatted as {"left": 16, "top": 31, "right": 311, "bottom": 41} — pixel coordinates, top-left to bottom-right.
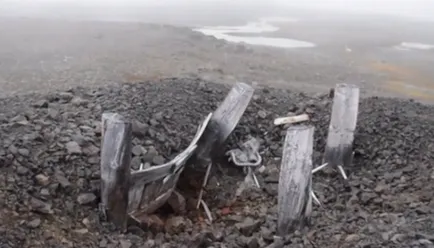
{"left": 100, "top": 113, "right": 132, "bottom": 232}
{"left": 278, "top": 125, "right": 314, "bottom": 236}
{"left": 197, "top": 162, "right": 213, "bottom": 209}
{"left": 324, "top": 83, "right": 359, "bottom": 179}
{"left": 195, "top": 82, "right": 254, "bottom": 165}
{"left": 273, "top": 114, "right": 310, "bottom": 126}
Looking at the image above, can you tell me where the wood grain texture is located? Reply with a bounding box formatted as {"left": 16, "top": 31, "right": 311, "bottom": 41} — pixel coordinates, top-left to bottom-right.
{"left": 195, "top": 82, "right": 254, "bottom": 163}
{"left": 324, "top": 83, "right": 359, "bottom": 168}
{"left": 100, "top": 113, "right": 132, "bottom": 231}
{"left": 278, "top": 125, "right": 314, "bottom": 236}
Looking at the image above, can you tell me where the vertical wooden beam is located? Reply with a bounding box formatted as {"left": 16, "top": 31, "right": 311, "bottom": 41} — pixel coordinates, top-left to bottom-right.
{"left": 323, "top": 83, "right": 359, "bottom": 175}
{"left": 277, "top": 125, "right": 314, "bottom": 236}
{"left": 100, "top": 113, "right": 132, "bottom": 231}
{"left": 195, "top": 82, "right": 254, "bottom": 163}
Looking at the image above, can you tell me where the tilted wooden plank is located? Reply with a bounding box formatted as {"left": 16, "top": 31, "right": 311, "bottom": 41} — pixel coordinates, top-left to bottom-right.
{"left": 100, "top": 113, "right": 132, "bottom": 232}
{"left": 212, "top": 82, "right": 255, "bottom": 141}
{"left": 195, "top": 82, "right": 255, "bottom": 163}
{"left": 277, "top": 125, "right": 314, "bottom": 236}
{"left": 324, "top": 83, "right": 359, "bottom": 170}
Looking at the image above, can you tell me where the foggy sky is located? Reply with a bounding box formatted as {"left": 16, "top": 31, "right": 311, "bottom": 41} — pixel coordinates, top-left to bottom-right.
{"left": 2, "top": 0, "right": 434, "bottom": 22}
{"left": 278, "top": 0, "right": 434, "bottom": 19}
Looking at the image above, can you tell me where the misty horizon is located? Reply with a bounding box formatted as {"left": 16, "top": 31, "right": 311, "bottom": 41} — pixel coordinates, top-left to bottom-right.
{"left": 2, "top": 0, "right": 434, "bottom": 24}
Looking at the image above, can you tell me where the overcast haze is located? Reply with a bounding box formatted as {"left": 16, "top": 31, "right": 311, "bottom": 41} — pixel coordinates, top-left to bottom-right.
{"left": 1, "top": 0, "right": 434, "bottom": 101}
{"left": 2, "top": 0, "right": 434, "bottom": 23}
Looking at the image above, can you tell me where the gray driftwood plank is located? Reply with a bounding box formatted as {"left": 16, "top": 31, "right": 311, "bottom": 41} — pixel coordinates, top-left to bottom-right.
{"left": 196, "top": 82, "right": 254, "bottom": 163}
{"left": 277, "top": 125, "right": 314, "bottom": 236}
{"left": 100, "top": 113, "right": 132, "bottom": 231}
{"left": 324, "top": 83, "right": 359, "bottom": 169}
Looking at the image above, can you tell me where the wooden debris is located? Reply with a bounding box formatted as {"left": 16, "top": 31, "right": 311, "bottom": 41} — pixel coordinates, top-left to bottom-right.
{"left": 190, "top": 83, "right": 254, "bottom": 222}
{"left": 338, "top": 165, "right": 348, "bottom": 180}
{"left": 196, "top": 162, "right": 213, "bottom": 209}
{"left": 273, "top": 113, "right": 310, "bottom": 126}
{"left": 324, "top": 83, "right": 359, "bottom": 179}
{"left": 195, "top": 82, "right": 254, "bottom": 164}
{"left": 250, "top": 167, "right": 260, "bottom": 188}
{"left": 310, "top": 191, "right": 322, "bottom": 207}
{"left": 200, "top": 199, "right": 213, "bottom": 222}
{"left": 100, "top": 83, "right": 255, "bottom": 228}
{"left": 312, "top": 163, "right": 328, "bottom": 174}
{"left": 100, "top": 113, "right": 132, "bottom": 232}
{"left": 277, "top": 125, "right": 314, "bottom": 236}
{"left": 128, "top": 113, "right": 212, "bottom": 216}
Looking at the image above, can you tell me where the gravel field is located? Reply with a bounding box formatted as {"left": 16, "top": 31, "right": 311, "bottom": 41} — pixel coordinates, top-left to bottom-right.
{"left": 1, "top": 78, "right": 434, "bottom": 247}
{"left": 1, "top": 8, "right": 434, "bottom": 248}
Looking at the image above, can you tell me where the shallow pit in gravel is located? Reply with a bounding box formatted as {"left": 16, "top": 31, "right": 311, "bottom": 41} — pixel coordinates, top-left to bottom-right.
{"left": 1, "top": 77, "right": 434, "bottom": 248}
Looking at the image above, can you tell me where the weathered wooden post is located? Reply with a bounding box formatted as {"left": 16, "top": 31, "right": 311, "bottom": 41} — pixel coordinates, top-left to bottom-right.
{"left": 195, "top": 82, "right": 255, "bottom": 164}
{"left": 190, "top": 82, "right": 254, "bottom": 218}
{"left": 323, "top": 83, "right": 359, "bottom": 179}
{"left": 100, "top": 113, "right": 132, "bottom": 231}
{"left": 277, "top": 125, "right": 314, "bottom": 236}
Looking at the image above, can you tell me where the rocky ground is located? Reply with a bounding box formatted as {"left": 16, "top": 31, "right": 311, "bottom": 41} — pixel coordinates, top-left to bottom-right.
{"left": 1, "top": 78, "right": 434, "bottom": 248}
